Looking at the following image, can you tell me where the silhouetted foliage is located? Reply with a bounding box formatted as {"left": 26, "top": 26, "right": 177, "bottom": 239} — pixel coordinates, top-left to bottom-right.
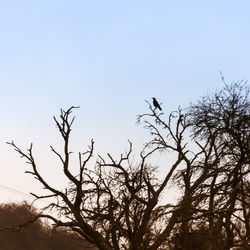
{"left": 0, "top": 202, "right": 94, "bottom": 250}
{"left": 7, "top": 81, "right": 249, "bottom": 250}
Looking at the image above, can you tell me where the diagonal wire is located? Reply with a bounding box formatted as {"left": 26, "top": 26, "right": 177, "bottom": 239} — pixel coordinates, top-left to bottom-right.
{"left": 0, "top": 184, "right": 50, "bottom": 205}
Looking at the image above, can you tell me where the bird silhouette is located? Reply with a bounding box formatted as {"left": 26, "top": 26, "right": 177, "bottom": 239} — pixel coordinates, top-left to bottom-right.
{"left": 152, "top": 97, "right": 162, "bottom": 111}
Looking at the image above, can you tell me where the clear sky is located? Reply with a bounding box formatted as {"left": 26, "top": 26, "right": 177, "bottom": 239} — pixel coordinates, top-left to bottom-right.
{"left": 0, "top": 1, "right": 249, "bottom": 203}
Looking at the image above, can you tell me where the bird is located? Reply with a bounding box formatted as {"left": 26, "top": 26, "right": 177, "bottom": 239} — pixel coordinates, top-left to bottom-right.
{"left": 152, "top": 97, "right": 162, "bottom": 111}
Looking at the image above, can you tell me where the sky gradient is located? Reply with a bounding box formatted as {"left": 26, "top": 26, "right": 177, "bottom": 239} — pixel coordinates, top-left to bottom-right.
{"left": 0, "top": 1, "right": 250, "bottom": 203}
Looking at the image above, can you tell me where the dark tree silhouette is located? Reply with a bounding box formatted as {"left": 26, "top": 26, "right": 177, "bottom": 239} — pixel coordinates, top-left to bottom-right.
{"left": 7, "top": 81, "right": 249, "bottom": 250}
{"left": 186, "top": 81, "right": 250, "bottom": 250}
{"left": 0, "top": 202, "right": 93, "bottom": 250}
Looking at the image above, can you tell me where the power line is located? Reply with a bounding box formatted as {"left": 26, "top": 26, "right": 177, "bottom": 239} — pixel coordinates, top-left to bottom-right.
{"left": 0, "top": 184, "right": 33, "bottom": 198}
{"left": 0, "top": 184, "right": 50, "bottom": 205}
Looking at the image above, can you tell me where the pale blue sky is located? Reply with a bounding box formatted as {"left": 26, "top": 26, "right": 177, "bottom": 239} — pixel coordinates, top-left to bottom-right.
{"left": 0, "top": 1, "right": 249, "bottom": 203}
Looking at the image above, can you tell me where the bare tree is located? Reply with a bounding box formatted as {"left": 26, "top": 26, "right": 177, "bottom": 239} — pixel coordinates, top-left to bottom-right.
{"left": 8, "top": 105, "right": 190, "bottom": 250}
{"left": 8, "top": 81, "right": 249, "bottom": 250}
{"left": 187, "top": 81, "right": 250, "bottom": 249}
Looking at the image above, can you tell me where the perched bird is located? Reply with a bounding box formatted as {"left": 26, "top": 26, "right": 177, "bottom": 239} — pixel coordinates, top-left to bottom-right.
{"left": 152, "top": 97, "right": 162, "bottom": 111}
